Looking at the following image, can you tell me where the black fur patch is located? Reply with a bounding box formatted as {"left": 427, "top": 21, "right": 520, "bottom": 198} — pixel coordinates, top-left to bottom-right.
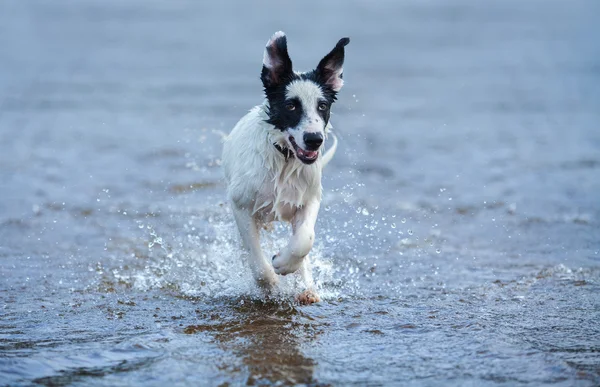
{"left": 266, "top": 94, "right": 304, "bottom": 132}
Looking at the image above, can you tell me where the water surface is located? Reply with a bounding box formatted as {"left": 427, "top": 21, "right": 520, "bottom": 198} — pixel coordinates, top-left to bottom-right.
{"left": 1, "top": 1, "right": 599, "bottom": 385}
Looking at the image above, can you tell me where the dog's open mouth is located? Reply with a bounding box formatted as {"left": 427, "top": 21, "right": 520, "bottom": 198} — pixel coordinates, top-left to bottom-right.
{"left": 289, "top": 136, "right": 318, "bottom": 164}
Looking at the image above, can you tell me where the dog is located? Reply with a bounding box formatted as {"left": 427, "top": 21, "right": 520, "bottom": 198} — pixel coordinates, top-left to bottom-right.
{"left": 222, "top": 31, "right": 349, "bottom": 304}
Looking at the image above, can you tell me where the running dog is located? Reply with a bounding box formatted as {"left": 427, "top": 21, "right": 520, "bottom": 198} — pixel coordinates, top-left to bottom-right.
{"left": 222, "top": 31, "right": 349, "bottom": 304}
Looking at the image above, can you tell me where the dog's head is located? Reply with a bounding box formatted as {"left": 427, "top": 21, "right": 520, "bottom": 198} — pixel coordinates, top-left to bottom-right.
{"left": 261, "top": 31, "right": 349, "bottom": 165}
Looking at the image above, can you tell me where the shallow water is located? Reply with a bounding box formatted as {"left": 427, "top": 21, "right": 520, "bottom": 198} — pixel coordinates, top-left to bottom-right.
{"left": 1, "top": 1, "right": 599, "bottom": 386}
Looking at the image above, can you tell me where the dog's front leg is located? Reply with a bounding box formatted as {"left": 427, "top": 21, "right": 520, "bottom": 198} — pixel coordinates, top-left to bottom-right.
{"left": 272, "top": 199, "right": 320, "bottom": 276}
{"left": 295, "top": 258, "right": 320, "bottom": 304}
{"left": 232, "top": 205, "right": 279, "bottom": 289}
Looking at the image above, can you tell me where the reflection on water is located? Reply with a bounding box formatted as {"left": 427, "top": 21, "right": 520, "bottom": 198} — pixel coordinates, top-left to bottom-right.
{"left": 185, "top": 300, "right": 319, "bottom": 385}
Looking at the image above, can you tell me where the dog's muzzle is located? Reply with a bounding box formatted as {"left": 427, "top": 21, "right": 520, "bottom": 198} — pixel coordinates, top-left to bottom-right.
{"left": 289, "top": 136, "right": 319, "bottom": 164}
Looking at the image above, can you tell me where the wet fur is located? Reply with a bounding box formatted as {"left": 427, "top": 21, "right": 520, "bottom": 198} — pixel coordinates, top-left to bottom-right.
{"left": 222, "top": 32, "right": 348, "bottom": 304}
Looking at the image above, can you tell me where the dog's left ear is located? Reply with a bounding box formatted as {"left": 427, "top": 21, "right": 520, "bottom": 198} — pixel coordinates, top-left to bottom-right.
{"left": 316, "top": 37, "right": 350, "bottom": 92}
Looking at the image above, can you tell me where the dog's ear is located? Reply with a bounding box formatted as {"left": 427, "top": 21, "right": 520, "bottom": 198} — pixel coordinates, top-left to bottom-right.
{"left": 315, "top": 37, "right": 350, "bottom": 92}
{"left": 261, "top": 31, "right": 293, "bottom": 88}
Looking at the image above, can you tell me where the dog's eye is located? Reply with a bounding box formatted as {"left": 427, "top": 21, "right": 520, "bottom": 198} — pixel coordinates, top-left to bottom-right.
{"left": 318, "top": 103, "right": 328, "bottom": 111}
{"left": 285, "top": 102, "right": 296, "bottom": 111}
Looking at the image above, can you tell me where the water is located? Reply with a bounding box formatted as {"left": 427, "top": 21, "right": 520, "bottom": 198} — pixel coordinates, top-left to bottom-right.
{"left": 1, "top": 1, "right": 599, "bottom": 385}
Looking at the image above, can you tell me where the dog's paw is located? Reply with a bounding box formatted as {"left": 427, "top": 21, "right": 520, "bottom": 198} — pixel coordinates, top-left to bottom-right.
{"left": 252, "top": 267, "right": 280, "bottom": 299}
{"left": 272, "top": 253, "right": 302, "bottom": 275}
{"left": 256, "top": 274, "right": 279, "bottom": 290}
{"left": 254, "top": 267, "right": 279, "bottom": 289}
{"left": 296, "top": 289, "right": 320, "bottom": 305}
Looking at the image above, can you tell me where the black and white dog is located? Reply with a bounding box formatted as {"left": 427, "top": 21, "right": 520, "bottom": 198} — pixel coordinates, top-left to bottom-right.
{"left": 222, "top": 32, "right": 349, "bottom": 304}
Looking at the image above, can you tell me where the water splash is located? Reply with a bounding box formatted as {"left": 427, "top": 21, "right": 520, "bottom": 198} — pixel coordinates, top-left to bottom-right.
{"left": 110, "top": 205, "right": 345, "bottom": 301}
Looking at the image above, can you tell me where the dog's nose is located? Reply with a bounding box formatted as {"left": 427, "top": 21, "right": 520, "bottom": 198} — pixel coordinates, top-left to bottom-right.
{"left": 303, "top": 132, "right": 323, "bottom": 151}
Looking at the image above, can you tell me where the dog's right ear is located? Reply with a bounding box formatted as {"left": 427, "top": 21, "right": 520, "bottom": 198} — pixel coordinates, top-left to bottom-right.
{"left": 261, "top": 31, "right": 293, "bottom": 89}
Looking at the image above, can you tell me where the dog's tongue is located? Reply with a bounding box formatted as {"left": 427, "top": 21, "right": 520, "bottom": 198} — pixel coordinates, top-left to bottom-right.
{"left": 297, "top": 148, "right": 318, "bottom": 159}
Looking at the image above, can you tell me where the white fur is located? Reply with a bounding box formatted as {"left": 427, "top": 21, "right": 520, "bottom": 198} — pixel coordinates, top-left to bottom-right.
{"left": 285, "top": 80, "right": 326, "bottom": 150}
{"left": 222, "top": 102, "right": 336, "bottom": 297}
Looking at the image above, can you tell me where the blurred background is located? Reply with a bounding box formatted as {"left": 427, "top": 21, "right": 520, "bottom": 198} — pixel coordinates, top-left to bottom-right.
{"left": 1, "top": 1, "right": 599, "bottom": 386}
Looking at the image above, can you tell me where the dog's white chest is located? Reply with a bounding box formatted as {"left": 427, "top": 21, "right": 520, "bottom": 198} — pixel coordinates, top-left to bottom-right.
{"left": 254, "top": 161, "right": 322, "bottom": 222}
